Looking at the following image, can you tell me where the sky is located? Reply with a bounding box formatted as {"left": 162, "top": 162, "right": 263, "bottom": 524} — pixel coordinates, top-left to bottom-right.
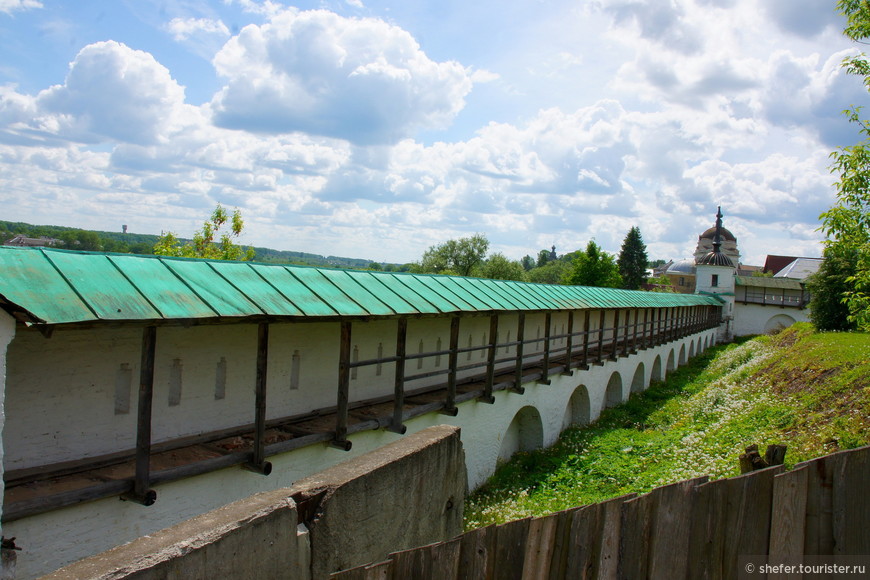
{"left": 0, "top": 0, "right": 865, "bottom": 266}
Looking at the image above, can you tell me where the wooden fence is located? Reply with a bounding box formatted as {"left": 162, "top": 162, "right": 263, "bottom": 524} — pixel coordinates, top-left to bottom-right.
{"left": 331, "top": 444, "right": 870, "bottom": 579}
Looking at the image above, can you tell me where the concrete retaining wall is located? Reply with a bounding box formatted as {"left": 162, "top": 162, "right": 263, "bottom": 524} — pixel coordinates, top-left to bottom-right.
{"left": 42, "top": 425, "right": 465, "bottom": 580}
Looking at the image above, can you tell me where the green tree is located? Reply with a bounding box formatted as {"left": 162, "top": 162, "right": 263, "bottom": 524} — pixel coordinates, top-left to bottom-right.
{"left": 417, "top": 234, "right": 489, "bottom": 276}
{"left": 617, "top": 226, "right": 648, "bottom": 290}
{"left": 807, "top": 246, "right": 859, "bottom": 331}
{"left": 527, "top": 260, "right": 571, "bottom": 285}
{"left": 521, "top": 254, "right": 535, "bottom": 271}
{"left": 154, "top": 204, "right": 255, "bottom": 261}
{"left": 821, "top": 0, "right": 870, "bottom": 329}
{"left": 565, "top": 241, "right": 622, "bottom": 288}
{"left": 536, "top": 249, "right": 552, "bottom": 268}
{"left": 479, "top": 253, "right": 528, "bottom": 281}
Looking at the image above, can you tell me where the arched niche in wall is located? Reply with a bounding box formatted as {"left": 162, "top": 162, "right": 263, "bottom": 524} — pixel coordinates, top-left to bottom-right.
{"left": 678, "top": 344, "right": 687, "bottom": 366}
{"left": 605, "top": 371, "right": 623, "bottom": 409}
{"left": 666, "top": 349, "right": 676, "bottom": 374}
{"left": 630, "top": 362, "right": 645, "bottom": 394}
{"left": 562, "top": 384, "right": 591, "bottom": 430}
{"left": 650, "top": 355, "right": 663, "bottom": 383}
{"left": 764, "top": 314, "right": 797, "bottom": 334}
{"left": 498, "top": 405, "right": 544, "bottom": 462}
{"left": 688, "top": 340, "right": 696, "bottom": 359}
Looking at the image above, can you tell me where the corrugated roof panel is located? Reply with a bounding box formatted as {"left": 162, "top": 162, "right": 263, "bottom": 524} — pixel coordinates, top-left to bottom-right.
{"left": 286, "top": 268, "right": 370, "bottom": 316}
{"left": 387, "top": 274, "right": 455, "bottom": 313}
{"left": 316, "top": 269, "right": 395, "bottom": 316}
{"left": 431, "top": 276, "right": 499, "bottom": 311}
{"left": 452, "top": 277, "right": 516, "bottom": 310}
{"left": 0, "top": 248, "right": 93, "bottom": 324}
{"left": 410, "top": 275, "right": 474, "bottom": 311}
{"left": 488, "top": 279, "right": 544, "bottom": 310}
{"left": 341, "top": 270, "right": 418, "bottom": 315}
{"left": 45, "top": 252, "right": 161, "bottom": 320}
{"left": 735, "top": 276, "right": 803, "bottom": 290}
{"left": 472, "top": 278, "right": 529, "bottom": 310}
{"left": 252, "top": 266, "right": 336, "bottom": 316}
{"left": 107, "top": 255, "right": 218, "bottom": 319}
{"left": 207, "top": 261, "right": 303, "bottom": 317}
{"left": 163, "top": 260, "right": 258, "bottom": 317}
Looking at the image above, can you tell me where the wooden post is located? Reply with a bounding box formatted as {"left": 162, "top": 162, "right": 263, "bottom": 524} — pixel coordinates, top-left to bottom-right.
{"left": 513, "top": 313, "right": 526, "bottom": 394}
{"left": 244, "top": 322, "right": 272, "bottom": 475}
{"left": 631, "top": 308, "right": 639, "bottom": 352}
{"left": 332, "top": 321, "right": 353, "bottom": 450}
{"left": 562, "top": 311, "right": 574, "bottom": 376}
{"left": 126, "top": 325, "right": 157, "bottom": 506}
{"left": 482, "top": 315, "right": 498, "bottom": 404}
{"left": 390, "top": 318, "right": 408, "bottom": 433}
{"left": 442, "top": 316, "right": 460, "bottom": 415}
{"left": 622, "top": 308, "right": 631, "bottom": 354}
{"left": 539, "top": 312, "right": 552, "bottom": 384}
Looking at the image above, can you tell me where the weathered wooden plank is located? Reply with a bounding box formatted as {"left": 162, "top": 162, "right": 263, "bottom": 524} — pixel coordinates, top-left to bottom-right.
{"left": 429, "top": 537, "right": 462, "bottom": 580}
{"left": 617, "top": 491, "right": 654, "bottom": 579}
{"left": 521, "top": 513, "right": 558, "bottom": 580}
{"left": 459, "top": 524, "right": 496, "bottom": 580}
{"left": 565, "top": 504, "right": 599, "bottom": 580}
{"left": 722, "top": 466, "right": 784, "bottom": 580}
{"left": 332, "top": 320, "right": 352, "bottom": 449}
{"left": 391, "top": 317, "right": 408, "bottom": 433}
{"left": 769, "top": 465, "right": 809, "bottom": 565}
{"left": 547, "top": 507, "right": 580, "bottom": 580}
{"left": 389, "top": 541, "right": 441, "bottom": 579}
{"left": 494, "top": 517, "right": 532, "bottom": 580}
{"left": 802, "top": 453, "right": 836, "bottom": 555}
{"left": 833, "top": 445, "right": 870, "bottom": 555}
{"left": 130, "top": 325, "right": 156, "bottom": 505}
{"left": 647, "top": 476, "right": 708, "bottom": 580}
{"left": 687, "top": 477, "right": 731, "bottom": 580}
{"left": 329, "top": 559, "right": 392, "bottom": 580}
{"left": 597, "top": 493, "right": 631, "bottom": 580}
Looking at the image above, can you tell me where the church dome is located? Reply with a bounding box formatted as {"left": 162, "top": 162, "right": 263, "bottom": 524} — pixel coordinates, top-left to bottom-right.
{"left": 697, "top": 251, "right": 734, "bottom": 267}
{"left": 699, "top": 226, "right": 736, "bottom": 242}
{"left": 666, "top": 259, "right": 696, "bottom": 274}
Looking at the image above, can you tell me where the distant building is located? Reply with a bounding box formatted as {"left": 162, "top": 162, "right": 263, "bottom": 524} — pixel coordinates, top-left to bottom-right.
{"left": 4, "top": 234, "right": 60, "bottom": 247}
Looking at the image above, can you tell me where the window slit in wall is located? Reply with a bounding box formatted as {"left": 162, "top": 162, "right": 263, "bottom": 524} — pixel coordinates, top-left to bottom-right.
{"left": 435, "top": 338, "right": 442, "bottom": 367}
{"left": 169, "top": 358, "right": 183, "bottom": 407}
{"left": 418, "top": 339, "right": 424, "bottom": 369}
{"left": 351, "top": 345, "right": 359, "bottom": 380}
{"left": 467, "top": 334, "right": 473, "bottom": 361}
{"left": 290, "top": 350, "right": 301, "bottom": 390}
{"left": 561, "top": 324, "right": 566, "bottom": 344}
{"left": 114, "top": 363, "right": 132, "bottom": 415}
{"left": 376, "top": 343, "right": 383, "bottom": 376}
{"left": 481, "top": 333, "right": 486, "bottom": 359}
{"left": 214, "top": 357, "right": 227, "bottom": 400}
{"left": 505, "top": 330, "right": 511, "bottom": 353}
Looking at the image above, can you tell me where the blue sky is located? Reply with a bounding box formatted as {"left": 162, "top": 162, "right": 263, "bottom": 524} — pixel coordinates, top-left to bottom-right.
{"left": 0, "top": 0, "right": 864, "bottom": 265}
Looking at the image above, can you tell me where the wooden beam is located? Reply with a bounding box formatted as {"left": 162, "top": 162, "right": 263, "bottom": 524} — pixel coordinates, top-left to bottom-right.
{"left": 611, "top": 309, "right": 620, "bottom": 359}
{"left": 482, "top": 315, "right": 498, "bottom": 403}
{"left": 331, "top": 321, "right": 353, "bottom": 450}
{"left": 581, "top": 309, "right": 591, "bottom": 367}
{"left": 562, "top": 311, "right": 575, "bottom": 376}
{"left": 245, "top": 322, "right": 272, "bottom": 475}
{"left": 512, "top": 313, "right": 526, "bottom": 394}
{"left": 631, "top": 308, "right": 639, "bottom": 352}
{"left": 124, "top": 325, "right": 157, "bottom": 506}
{"left": 442, "top": 316, "right": 460, "bottom": 415}
{"left": 390, "top": 317, "right": 408, "bottom": 433}
{"left": 597, "top": 310, "right": 606, "bottom": 364}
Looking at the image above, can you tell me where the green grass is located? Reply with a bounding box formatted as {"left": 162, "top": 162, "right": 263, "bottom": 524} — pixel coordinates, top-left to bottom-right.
{"left": 464, "top": 324, "right": 870, "bottom": 530}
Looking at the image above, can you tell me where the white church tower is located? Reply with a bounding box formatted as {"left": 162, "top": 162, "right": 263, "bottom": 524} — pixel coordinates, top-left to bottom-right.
{"left": 695, "top": 207, "right": 737, "bottom": 341}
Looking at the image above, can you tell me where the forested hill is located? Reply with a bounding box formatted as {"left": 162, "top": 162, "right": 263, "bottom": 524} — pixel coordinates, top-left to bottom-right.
{"left": 0, "top": 220, "right": 385, "bottom": 269}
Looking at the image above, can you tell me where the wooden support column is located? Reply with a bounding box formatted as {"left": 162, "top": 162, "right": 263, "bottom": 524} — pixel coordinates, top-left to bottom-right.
{"left": 512, "top": 313, "right": 526, "bottom": 394}
{"left": 481, "top": 315, "right": 498, "bottom": 403}
{"left": 390, "top": 318, "right": 408, "bottom": 433}
{"left": 562, "top": 311, "right": 575, "bottom": 376}
{"left": 581, "top": 310, "right": 591, "bottom": 367}
{"left": 611, "top": 309, "right": 620, "bottom": 359}
{"left": 539, "top": 312, "right": 552, "bottom": 384}
{"left": 631, "top": 308, "right": 639, "bottom": 352}
{"left": 596, "top": 310, "right": 606, "bottom": 364}
{"left": 442, "top": 316, "right": 460, "bottom": 416}
{"left": 623, "top": 308, "right": 631, "bottom": 354}
{"left": 642, "top": 308, "right": 650, "bottom": 348}
{"left": 331, "top": 321, "right": 353, "bottom": 451}
{"left": 656, "top": 308, "right": 664, "bottom": 345}
{"left": 124, "top": 325, "right": 157, "bottom": 506}
{"left": 244, "top": 322, "right": 272, "bottom": 475}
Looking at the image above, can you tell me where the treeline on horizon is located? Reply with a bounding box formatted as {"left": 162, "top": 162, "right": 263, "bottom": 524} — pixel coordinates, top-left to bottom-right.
{"left": 0, "top": 220, "right": 382, "bottom": 270}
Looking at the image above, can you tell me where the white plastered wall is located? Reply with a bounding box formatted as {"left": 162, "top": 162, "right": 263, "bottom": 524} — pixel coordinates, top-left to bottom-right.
{"left": 0, "top": 310, "right": 15, "bottom": 533}
{"left": 732, "top": 303, "right": 809, "bottom": 337}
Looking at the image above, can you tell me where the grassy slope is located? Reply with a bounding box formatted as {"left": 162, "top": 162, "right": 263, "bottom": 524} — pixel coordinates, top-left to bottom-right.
{"left": 464, "top": 324, "right": 870, "bottom": 529}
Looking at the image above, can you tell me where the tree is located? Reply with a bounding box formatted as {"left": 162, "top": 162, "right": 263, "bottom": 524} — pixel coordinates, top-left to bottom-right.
{"left": 479, "top": 253, "right": 528, "bottom": 281}
{"left": 521, "top": 255, "right": 536, "bottom": 271}
{"left": 807, "top": 245, "right": 859, "bottom": 331}
{"left": 565, "top": 241, "right": 622, "bottom": 288}
{"left": 617, "top": 226, "right": 648, "bottom": 290}
{"left": 417, "top": 234, "right": 489, "bottom": 276}
{"left": 820, "top": 0, "right": 870, "bottom": 329}
{"left": 528, "top": 260, "right": 571, "bottom": 285}
{"left": 154, "top": 203, "right": 255, "bottom": 261}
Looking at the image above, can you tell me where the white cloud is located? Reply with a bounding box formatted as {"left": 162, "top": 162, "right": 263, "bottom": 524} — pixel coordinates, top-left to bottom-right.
{"left": 165, "top": 17, "right": 230, "bottom": 42}
{"left": 0, "top": 0, "right": 41, "bottom": 15}
{"left": 210, "top": 9, "right": 475, "bottom": 145}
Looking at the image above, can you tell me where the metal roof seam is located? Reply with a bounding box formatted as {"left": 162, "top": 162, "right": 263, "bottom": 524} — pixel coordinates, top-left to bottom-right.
{"left": 206, "top": 262, "right": 269, "bottom": 316}
{"left": 385, "top": 273, "right": 444, "bottom": 314}
{"left": 39, "top": 249, "right": 101, "bottom": 320}
{"left": 248, "top": 264, "right": 307, "bottom": 316}
{"left": 410, "top": 274, "right": 468, "bottom": 312}
{"left": 160, "top": 259, "right": 223, "bottom": 317}
{"left": 314, "top": 268, "right": 381, "bottom": 316}
{"left": 106, "top": 255, "right": 167, "bottom": 320}
{"left": 283, "top": 268, "right": 342, "bottom": 316}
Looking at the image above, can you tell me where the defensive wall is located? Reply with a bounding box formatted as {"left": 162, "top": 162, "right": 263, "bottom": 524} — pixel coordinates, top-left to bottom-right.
{"left": 0, "top": 246, "right": 721, "bottom": 577}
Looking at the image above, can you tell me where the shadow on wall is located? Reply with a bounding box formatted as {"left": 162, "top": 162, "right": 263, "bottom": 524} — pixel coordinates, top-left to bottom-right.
{"left": 562, "top": 384, "right": 591, "bottom": 430}
{"left": 499, "top": 406, "right": 544, "bottom": 462}
{"left": 605, "top": 372, "right": 623, "bottom": 408}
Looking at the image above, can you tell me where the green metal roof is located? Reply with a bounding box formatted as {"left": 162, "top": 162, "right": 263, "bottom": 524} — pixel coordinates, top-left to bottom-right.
{"left": 0, "top": 247, "right": 722, "bottom": 326}
{"left": 735, "top": 276, "right": 804, "bottom": 290}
